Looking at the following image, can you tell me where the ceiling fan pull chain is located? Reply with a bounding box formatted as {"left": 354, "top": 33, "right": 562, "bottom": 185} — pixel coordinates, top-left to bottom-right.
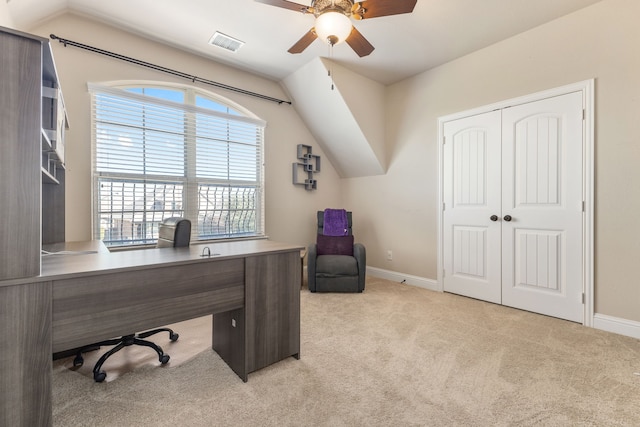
{"left": 328, "top": 42, "right": 335, "bottom": 90}
{"left": 327, "top": 41, "right": 331, "bottom": 78}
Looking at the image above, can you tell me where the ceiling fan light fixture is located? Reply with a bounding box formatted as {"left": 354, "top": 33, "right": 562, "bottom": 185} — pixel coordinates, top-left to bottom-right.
{"left": 314, "top": 11, "right": 352, "bottom": 45}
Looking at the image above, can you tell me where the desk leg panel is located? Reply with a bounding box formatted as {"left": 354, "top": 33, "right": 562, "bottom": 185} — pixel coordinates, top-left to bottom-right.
{"left": 212, "top": 308, "right": 247, "bottom": 382}
{"left": 245, "top": 251, "right": 301, "bottom": 374}
{"left": 0, "top": 282, "right": 52, "bottom": 427}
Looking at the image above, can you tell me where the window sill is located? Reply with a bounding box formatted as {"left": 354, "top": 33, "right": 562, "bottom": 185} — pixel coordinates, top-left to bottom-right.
{"left": 107, "top": 235, "right": 268, "bottom": 252}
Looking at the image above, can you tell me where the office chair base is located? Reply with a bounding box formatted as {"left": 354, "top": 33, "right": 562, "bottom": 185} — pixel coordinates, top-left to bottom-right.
{"left": 74, "top": 328, "right": 179, "bottom": 382}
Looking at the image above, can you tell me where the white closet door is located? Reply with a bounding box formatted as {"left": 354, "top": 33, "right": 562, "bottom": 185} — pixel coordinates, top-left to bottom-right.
{"left": 443, "top": 110, "right": 502, "bottom": 303}
{"left": 501, "top": 92, "right": 584, "bottom": 322}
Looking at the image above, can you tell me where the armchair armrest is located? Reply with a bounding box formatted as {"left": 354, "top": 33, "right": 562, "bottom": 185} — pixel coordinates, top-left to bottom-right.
{"left": 307, "top": 243, "right": 318, "bottom": 292}
{"left": 354, "top": 243, "right": 366, "bottom": 292}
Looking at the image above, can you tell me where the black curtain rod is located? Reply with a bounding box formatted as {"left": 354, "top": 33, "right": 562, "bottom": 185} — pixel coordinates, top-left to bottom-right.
{"left": 50, "top": 34, "right": 292, "bottom": 105}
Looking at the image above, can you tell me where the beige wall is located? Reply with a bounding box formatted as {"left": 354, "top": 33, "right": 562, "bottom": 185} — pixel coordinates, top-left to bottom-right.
{"left": 346, "top": 0, "right": 640, "bottom": 321}
{"left": 29, "top": 13, "right": 343, "bottom": 249}
{"left": 0, "top": 2, "right": 13, "bottom": 27}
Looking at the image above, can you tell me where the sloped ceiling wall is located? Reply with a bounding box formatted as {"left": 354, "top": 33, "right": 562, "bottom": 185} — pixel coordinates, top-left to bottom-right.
{"left": 282, "top": 57, "right": 386, "bottom": 178}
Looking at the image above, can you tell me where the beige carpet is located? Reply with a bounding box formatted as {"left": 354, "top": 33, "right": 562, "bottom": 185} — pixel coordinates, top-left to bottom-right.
{"left": 53, "top": 277, "right": 640, "bottom": 426}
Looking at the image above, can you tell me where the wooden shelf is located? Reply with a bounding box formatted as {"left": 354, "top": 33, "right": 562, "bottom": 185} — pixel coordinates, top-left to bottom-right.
{"left": 41, "top": 128, "right": 52, "bottom": 151}
{"left": 41, "top": 166, "right": 60, "bottom": 185}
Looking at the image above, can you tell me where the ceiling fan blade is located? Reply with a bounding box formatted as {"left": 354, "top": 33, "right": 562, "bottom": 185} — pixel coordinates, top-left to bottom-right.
{"left": 345, "top": 27, "right": 374, "bottom": 57}
{"left": 355, "top": 0, "right": 417, "bottom": 19}
{"left": 254, "top": 0, "right": 311, "bottom": 13}
{"left": 288, "top": 29, "right": 318, "bottom": 54}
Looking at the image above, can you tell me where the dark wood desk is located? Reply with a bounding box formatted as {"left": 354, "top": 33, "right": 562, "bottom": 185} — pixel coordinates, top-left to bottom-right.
{"left": 0, "top": 239, "right": 302, "bottom": 427}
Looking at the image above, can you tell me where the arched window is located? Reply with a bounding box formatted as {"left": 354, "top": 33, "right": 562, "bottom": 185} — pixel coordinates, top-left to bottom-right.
{"left": 89, "top": 82, "right": 265, "bottom": 247}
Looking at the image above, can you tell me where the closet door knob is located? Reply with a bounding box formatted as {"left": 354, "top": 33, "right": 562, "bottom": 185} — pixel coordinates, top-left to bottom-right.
{"left": 503, "top": 215, "right": 512, "bottom": 222}
{"left": 490, "top": 215, "right": 498, "bottom": 222}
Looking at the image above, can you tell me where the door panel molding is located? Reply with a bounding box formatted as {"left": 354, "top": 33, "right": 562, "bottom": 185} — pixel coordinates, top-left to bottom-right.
{"left": 513, "top": 229, "right": 561, "bottom": 292}
{"left": 452, "top": 225, "right": 488, "bottom": 279}
{"left": 514, "top": 114, "right": 561, "bottom": 206}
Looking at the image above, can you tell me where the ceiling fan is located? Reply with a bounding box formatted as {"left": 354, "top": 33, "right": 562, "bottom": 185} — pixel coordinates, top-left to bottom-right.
{"left": 255, "top": 0, "right": 417, "bottom": 57}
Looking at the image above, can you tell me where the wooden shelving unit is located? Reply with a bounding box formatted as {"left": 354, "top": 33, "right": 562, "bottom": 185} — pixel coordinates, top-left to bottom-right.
{"left": 0, "top": 26, "right": 67, "bottom": 280}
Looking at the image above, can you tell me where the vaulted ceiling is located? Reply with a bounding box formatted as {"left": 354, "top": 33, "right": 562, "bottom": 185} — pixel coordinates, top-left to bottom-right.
{"left": 5, "top": 0, "right": 602, "bottom": 177}
{"left": 8, "top": 0, "right": 602, "bottom": 85}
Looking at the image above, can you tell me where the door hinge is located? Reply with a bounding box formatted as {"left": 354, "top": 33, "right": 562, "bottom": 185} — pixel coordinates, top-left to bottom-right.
{"left": 582, "top": 201, "right": 585, "bottom": 212}
{"left": 443, "top": 136, "right": 446, "bottom": 145}
{"left": 443, "top": 270, "right": 446, "bottom": 278}
{"left": 443, "top": 202, "right": 446, "bottom": 211}
{"left": 582, "top": 293, "right": 585, "bottom": 304}
{"left": 582, "top": 109, "right": 586, "bottom": 120}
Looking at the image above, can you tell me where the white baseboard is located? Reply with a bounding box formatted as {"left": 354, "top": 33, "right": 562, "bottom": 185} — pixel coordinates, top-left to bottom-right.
{"left": 593, "top": 313, "right": 640, "bottom": 340}
{"left": 366, "top": 267, "right": 439, "bottom": 292}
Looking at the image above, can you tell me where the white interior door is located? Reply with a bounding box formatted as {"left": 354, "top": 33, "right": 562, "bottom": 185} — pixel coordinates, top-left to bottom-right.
{"left": 443, "top": 111, "right": 502, "bottom": 303}
{"left": 501, "top": 92, "right": 584, "bottom": 322}
{"left": 442, "top": 91, "right": 584, "bottom": 323}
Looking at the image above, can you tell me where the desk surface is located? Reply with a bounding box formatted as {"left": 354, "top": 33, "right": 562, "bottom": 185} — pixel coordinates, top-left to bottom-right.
{"left": 0, "top": 239, "right": 303, "bottom": 287}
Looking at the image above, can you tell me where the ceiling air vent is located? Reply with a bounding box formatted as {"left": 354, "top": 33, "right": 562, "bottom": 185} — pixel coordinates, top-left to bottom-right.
{"left": 208, "top": 31, "right": 245, "bottom": 53}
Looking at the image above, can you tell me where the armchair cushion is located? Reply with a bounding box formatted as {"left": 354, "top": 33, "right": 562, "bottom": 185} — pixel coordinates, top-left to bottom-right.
{"left": 316, "top": 234, "right": 354, "bottom": 256}
{"left": 316, "top": 255, "right": 359, "bottom": 276}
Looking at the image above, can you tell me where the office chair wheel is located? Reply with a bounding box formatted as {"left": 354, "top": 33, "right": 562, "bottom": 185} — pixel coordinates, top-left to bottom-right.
{"left": 73, "top": 355, "right": 84, "bottom": 368}
{"left": 94, "top": 371, "right": 107, "bottom": 383}
{"left": 160, "top": 354, "right": 170, "bottom": 364}
{"left": 169, "top": 332, "right": 179, "bottom": 342}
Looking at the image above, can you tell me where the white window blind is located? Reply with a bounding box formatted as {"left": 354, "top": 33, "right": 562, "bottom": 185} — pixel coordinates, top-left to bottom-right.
{"left": 89, "top": 83, "right": 265, "bottom": 247}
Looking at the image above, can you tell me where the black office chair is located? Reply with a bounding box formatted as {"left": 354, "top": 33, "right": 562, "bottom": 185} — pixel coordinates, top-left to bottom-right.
{"left": 73, "top": 217, "right": 191, "bottom": 382}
